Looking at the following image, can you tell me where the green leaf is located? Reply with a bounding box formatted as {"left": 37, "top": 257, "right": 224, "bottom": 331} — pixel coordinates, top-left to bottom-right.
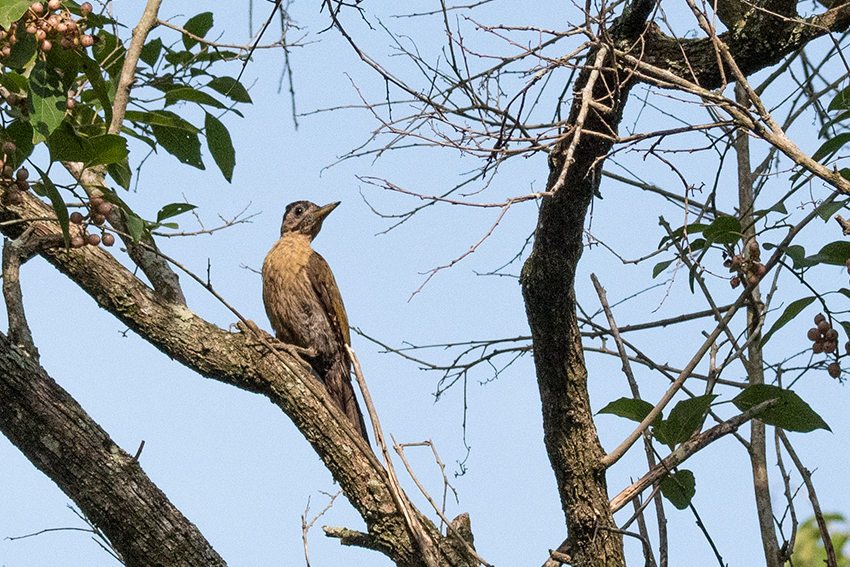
{"left": 29, "top": 60, "right": 68, "bottom": 143}
{"left": 829, "top": 85, "right": 850, "bottom": 111}
{"left": 660, "top": 395, "right": 717, "bottom": 445}
{"left": 182, "top": 12, "right": 214, "bottom": 50}
{"left": 598, "top": 398, "right": 657, "bottom": 424}
{"left": 165, "top": 86, "right": 226, "bottom": 109}
{"left": 204, "top": 112, "right": 235, "bottom": 182}
{"left": 0, "top": 0, "right": 31, "bottom": 29}
{"left": 125, "top": 210, "right": 145, "bottom": 242}
{"left": 784, "top": 245, "right": 809, "bottom": 269}
{"left": 660, "top": 470, "right": 696, "bottom": 510}
{"left": 759, "top": 296, "right": 816, "bottom": 348}
{"left": 733, "top": 384, "right": 830, "bottom": 433}
{"left": 156, "top": 202, "right": 197, "bottom": 222}
{"left": 124, "top": 109, "right": 201, "bottom": 132}
{"left": 86, "top": 134, "right": 128, "bottom": 166}
{"left": 140, "top": 37, "right": 163, "bottom": 67}
{"left": 93, "top": 30, "right": 125, "bottom": 80}
{"left": 652, "top": 259, "right": 674, "bottom": 278}
{"left": 804, "top": 241, "right": 850, "bottom": 266}
{"left": 207, "top": 76, "right": 252, "bottom": 103}
{"left": 107, "top": 159, "right": 131, "bottom": 190}
{"left": 657, "top": 221, "right": 707, "bottom": 248}
{"left": 0, "top": 69, "right": 27, "bottom": 94}
{"left": 6, "top": 26, "right": 37, "bottom": 70}
{"left": 151, "top": 120, "right": 204, "bottom": 169}
{"left": 703, "top": 215, "right": 742, "bottom": 245}
{"left": 2, "top": 120, "right": 33, "bottom": 169}
{"left": 33, "top": 165, "right": 69, "bottom": 247}
{"left": 80, "top": 53, "right": 113, "bottom": 124}
{"left": 812, "top": 132, "right": 850, "bottom": 162}
{"left": 815, "top": 199, "right": 847, "bottom": 222}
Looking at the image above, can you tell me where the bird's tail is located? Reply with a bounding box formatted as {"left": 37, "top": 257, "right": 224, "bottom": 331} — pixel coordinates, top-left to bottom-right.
{"left": 325, "top": 355, "right": 370, "bottom": 442}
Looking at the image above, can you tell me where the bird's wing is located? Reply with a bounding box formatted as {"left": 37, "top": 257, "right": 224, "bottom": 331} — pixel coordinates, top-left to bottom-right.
{"left": 307, "top": 252, "right": 351, "bottom": 346}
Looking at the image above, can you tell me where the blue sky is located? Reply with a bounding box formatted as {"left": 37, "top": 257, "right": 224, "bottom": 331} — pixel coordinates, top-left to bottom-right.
{"left": 0, "top": 1, "right": 847, "bottom": 566}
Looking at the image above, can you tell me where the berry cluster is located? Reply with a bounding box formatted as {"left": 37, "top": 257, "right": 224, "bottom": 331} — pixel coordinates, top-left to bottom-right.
{"left": 726, "top": 240, "right": 767, "bottom": 288}
{"left": 0, "top": 1, "right": 93, "bottom": 57}
{"left": 69, "top": 195, "right": 115, "bottom": 247}
{"left": 808, "top": 313, "right": 841, "bottom": 378}
{"left": 0, "top": 141, "right": 29, "bottom": 205}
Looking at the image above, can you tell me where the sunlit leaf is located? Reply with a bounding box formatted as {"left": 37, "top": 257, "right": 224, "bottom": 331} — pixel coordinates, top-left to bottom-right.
{"left": 29, "top": 60, "right": 67, "bottom": 143}
{"left": 0, "top": 0, "right": 30, "bottom": 29}
{"left": 660, "top": 395, "right": 716, "bottom": 445}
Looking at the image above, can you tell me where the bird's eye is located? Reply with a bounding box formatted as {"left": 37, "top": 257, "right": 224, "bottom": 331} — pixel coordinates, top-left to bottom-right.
{"left": 294, "top": 206, "right": 303, "bottom": 216}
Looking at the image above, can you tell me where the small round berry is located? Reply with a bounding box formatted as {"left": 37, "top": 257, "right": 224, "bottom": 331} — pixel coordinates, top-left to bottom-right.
{"left": 807, "top": 328, "right": 821, "bottom": 342}
{"left": 41, "top": 39, "right": 52, "bottom": 51}
{"left": 80, "top": 2, "right": 92, "bottom": 15}
{"left": 70, "top": 235, "right": 84, "bottom": 248}
{"left": 47, "top": 0, "right": 60, "bottom": 10}
{"left": 723, "top": 258, "right": 732, "bottom": 268}
{"left": 826, "top": 328, "right": 839, "bottom": 341}
{"left": 35, "top": 29, "right": 46, "bottom": 41}
{"left": 756, "top": 264, "right": 767, "bottom": 278}
{"left": 15, "top": 179, "right": 28, "bottom": 192}
{"left": 813, "top": 341, "right": 825, "bottom": 354}
{"left": 60, "top": 36, "right": 72, "bottom": 48}
{"left": 730, "top": 276, "right": 740, "bottom": 288}
{"left": 69, "top": 211, "right": 84, "bottom": 224}
{"left": 845, "top": 341, "right": 850, "bottom": 355}
{"left": 824, "top": 341, "right": 837, "bottom": 354}
{"left": 65, "top": 18, "right": 76, "bottom": 31}
{"left": 818, "top": 320, "right": 830, "bottom": 333}
{"left": 828, "top": 362, "right": 841, "bottom": 378}
{"left": 815, "top": 313, "right": 826, "bottom": 325}
{"left": 89, "top": 196, "right": 103, "bottom": 209}
{"left": 101, "top": 233, "right": 115, "bottom": 246}
{"left": 86, "top": 233, "right": 100, "bottom": 246}
{"left": 3, "top": 165, "right": 12, "bottom": 178}
{"left": 731, "top": 255, "right": 742, "bottom": 267}
{"left": 15, "top": 167, "right": 28, "bottom": 181}
{"left": 7, "top": 191, "right": 22, "bottom": 205}
{"left": 748, "top": 240, "right": 759, "bottom": 254}
{"left": 30, "top": 2, "right": 44, "bottom": 14}
{"left": 66, "top": 97, "right": 75, "bottom": 110}
{"left": 2, "top": 141, "right": 16, "bottom": 156}
{"left": 1, "top": 47, "right": 10, "bottom": 58}
{"left": 91, "top": 213, "right": 105, "bottom": 225}
{"left": 46, "top": 15, "right": 58, "bottom": 29}
{"left": 80, "top": 34, "right": 94, "bottom": 47}
{"left": 96, "top": 201, "right": 112, "bottom": 215}
{"left": 26, "top": 24, "right": 37, "bottom": 34}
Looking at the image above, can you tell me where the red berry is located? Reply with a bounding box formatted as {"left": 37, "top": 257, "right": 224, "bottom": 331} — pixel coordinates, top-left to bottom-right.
{"left": 828, "top": 362, "right": 841, "bottom": 378}
{"left": 30, "top": 2, "right": 44, "bottom": 14}
{"left": 86, "top": 233, "right": 100, "bottom": 246}
{"left": 26, "top": 24, "right": 37, "bottom": 34}
{"left": 80, "top": 2, "right": 92, "bottom": 15}
{"left": 80, "top": 34, "right": 94, "bottom": 47}
{"left": 101, "top": 233, "right": 115, "bottom": 246}
{"left": 48, "top": 0, "right": 60, "bottom": 10}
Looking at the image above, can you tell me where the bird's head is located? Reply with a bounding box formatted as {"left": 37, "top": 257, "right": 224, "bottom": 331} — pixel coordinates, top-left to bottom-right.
{"left": 280, "top": 201, "right": 340, "bottom": 239}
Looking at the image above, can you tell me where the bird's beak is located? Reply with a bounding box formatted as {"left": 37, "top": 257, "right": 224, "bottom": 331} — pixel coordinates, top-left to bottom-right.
{"left": 313, "top": 201, "right": 340, "bottom": 222}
